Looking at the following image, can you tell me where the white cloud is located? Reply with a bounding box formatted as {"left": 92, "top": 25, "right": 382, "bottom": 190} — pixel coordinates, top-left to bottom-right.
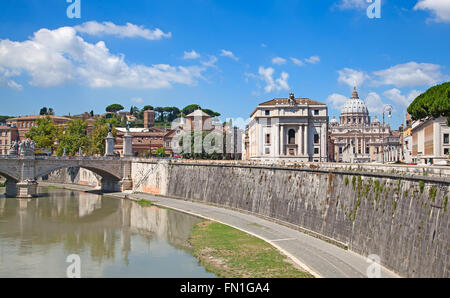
{"left": 305, "top": 56, "right": 320, "bottom": 64}
{"left": 365, "top": 92, "right": 385, "bottom": 114}
{"left": 220, "top": 50, "right": 239, "bottom": 61}
{"left": 258, "top": 67, "right": 290, "bottom": 93}
{"left": 272, "top": 57, "right": 287, "bottom": 65}
{"left": 201, "top": 56, "right": 218, "bottom": 68}
{"left": 337, "top": 68, "right": 370, "bottom": 88}
{"left": 414, "top": 0, "right": 450, "bottom": 23}
{"left": 0, "top": 26, "right": 209, "bottom": 89}
{"left": 0, "top": 67, "right": 23, "bottom": 90}
{"left": 131, "top": 97, "right": 144, "bottom": 104}
{"left": 327, "top": 93, "right": 349, "bottom": 110}
{"left": 74, "top": 21, "right": 172, "bottom": 40}
{"left": 383, "top": 88, "right": 423, "bottom": 108}
{"left": 335, "top": 0, "right": 366, "bottom": 10}
{"left": 290, "top": 57, "right": 304, "bottom": 67}
{"left": 372, "top": 62, "right": 445, "bottom": 88}
{"left": 183, "top": 50, "right": 201, "bottom": 59}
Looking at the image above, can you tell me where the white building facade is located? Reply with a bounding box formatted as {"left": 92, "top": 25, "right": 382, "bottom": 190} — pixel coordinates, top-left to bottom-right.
{"left": 247, "top": 93, "right": 328, "bottom": 162}
{"left": 411, "top": 116, "right": 450, "bottom": 165}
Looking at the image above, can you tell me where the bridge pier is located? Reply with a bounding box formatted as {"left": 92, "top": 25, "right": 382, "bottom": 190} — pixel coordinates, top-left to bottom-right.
{"left": 17, "top": 180, "right": 38, "bottom": 198}
{"left": 5, "top": 180, "right": 18, "bottom": 198}
{"left": 5, "top": 180, "right": 38, "bottom": 198}
{"left": 100, "top": 177, "right": 121, "bottom": 193}
{"left": 120, "top": 178, "right": 133, "bottom": 192}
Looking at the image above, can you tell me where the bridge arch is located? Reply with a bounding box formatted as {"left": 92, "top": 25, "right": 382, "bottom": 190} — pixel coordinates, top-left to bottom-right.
{"left": 34, "top": 164, "right": 122, "bottom": 182}
{"left": 34, "top": 162, "right": 123, "bottom": 193}
{"left": 0, "top": 169, "right": 19, "bottom": 182}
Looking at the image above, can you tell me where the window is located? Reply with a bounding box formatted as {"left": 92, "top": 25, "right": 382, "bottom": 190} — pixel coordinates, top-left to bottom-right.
{"left": 265, "top": 110, "right": 270, "bottom": 116}
{"left": 288, "top": 129, "right": 296, "bottom": 144}
{"left": 314, "top": 134, "right": 319, "bottom": 144}
{"left": 266, "top": 134, "right": 271, "bottom": 144}
{"left": 445, "top": 148, "right": 449, "bottom": 155}
{"left": 265, "top": 148, "right": 270, "bottom": 155}
{"left": 366, "top": 147, "right": 370, "bottom": 154}
{"left": 314, "top": 110, "right": 319, "bottom": 116}
{"left": 444, "top": 134, "right": 449, "bottom": 144}
{"left": 339, "top": 147, "right": 342, "bottom": 154}
{"left": 314, "top": 148, "right": 319, "bottom": 154}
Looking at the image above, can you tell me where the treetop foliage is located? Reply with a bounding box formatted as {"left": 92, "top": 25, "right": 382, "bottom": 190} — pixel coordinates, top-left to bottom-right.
{"left": 407, "top": 82, "right": 450, "bottom": 125}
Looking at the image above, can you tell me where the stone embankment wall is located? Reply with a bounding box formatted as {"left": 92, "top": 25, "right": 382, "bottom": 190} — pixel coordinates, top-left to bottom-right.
{"left": 132, "top": 160, "right": 449, "bottom": 278}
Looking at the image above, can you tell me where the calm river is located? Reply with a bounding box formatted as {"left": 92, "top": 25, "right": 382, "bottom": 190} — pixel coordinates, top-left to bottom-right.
{"left": 0, "top": 186, "right": 215, "bottom": 278}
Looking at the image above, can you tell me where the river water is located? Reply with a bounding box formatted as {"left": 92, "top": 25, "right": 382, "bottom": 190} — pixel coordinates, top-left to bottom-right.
{"left": 0, "top": 187, "right": 215, "bottom": 278}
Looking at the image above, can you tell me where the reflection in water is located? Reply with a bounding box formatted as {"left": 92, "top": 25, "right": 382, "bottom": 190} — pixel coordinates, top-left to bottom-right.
{"left": 0, "top": 187, "right": 214, "bottom": 278}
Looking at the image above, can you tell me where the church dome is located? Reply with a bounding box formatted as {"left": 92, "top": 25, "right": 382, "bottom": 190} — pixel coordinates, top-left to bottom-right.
{"left": 341, "top": 87, "right": 369, "bottom": 115}
{"left": 330, "top": 116, "right": 339, "bottom": 125}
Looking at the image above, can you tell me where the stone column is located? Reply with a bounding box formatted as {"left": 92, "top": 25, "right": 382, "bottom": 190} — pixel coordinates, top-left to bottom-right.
{"left": 123, "top": 132, "right": 133, "bottom": 157}
{"left": 304, "top": 124, "right": 308, "bottom": 157}
{"left": 105, "top": 132, "right": 115, "bottom": 156}
{"left": 274, "top": 122, "right": 280, "bottom": 157}
{"left": 259, "top": 121, "right": 264, "bottom": 157}
{"left": 280, "top": 125, "right": 284, "bottom": 156}
{"left": 298, "top": 124, "right": 305, "bottom": 155}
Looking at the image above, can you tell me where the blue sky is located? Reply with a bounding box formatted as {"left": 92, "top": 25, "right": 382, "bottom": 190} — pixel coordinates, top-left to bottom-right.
{"left": 0, "top": 0, "right": 449, "bottom": 129}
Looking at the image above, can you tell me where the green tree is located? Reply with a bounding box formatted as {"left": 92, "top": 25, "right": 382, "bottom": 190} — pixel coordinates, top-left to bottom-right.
{"left": 87, "top": 118, "right": 112, "bottom": 156}
{"left": 56, "top": 119, "right": 88, "bottom": 156}
{"left": 202, "top": 108, "right": 221, "bottom": 118}
{"left": 26, "top": 116, "right": 61, "bottom": 151}
{"left": 155, "top": 147, "right": 166, "bottom": 157}
{"left": 155, "top": 107, "right": 165, "bottom": 122}
{"left": 130, "top": 106, "right": 139, "bottom": 116}
{"left": 408, "top": 82, "right": 450, "bottom": 125}
{"left": 39, "top": 107, "right": 48, "bottom": 115}
{"left": 181, "top": 104, "right": 201, "bottom": 116}
{"left": 0, "top": 116, "right": 12, "bottom": 123}
{"left": 105, "top": 104, "right": 125, "bottom": 113}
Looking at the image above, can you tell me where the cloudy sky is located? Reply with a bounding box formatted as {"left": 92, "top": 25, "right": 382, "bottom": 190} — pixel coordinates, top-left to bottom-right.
{"left": 0, "top": 0, "right": 449, "bottom": 129}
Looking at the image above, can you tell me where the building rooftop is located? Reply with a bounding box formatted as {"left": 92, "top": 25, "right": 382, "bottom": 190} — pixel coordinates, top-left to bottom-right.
{"left": 7, "top": 115, "right": 72, "bottom": 122}
{"left": 186, "top": 109, "right": 212, "bottom": 118}
{"left": 258, "top": 97, "right": 326, "bottom": 106}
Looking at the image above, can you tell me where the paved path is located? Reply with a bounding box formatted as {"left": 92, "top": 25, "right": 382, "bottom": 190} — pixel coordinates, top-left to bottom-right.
{"left": 39, "top": 183, "right": 400, "bottom": 278}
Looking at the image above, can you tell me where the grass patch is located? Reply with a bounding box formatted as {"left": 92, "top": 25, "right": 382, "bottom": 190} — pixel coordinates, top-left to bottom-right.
{"left": 419, "top": 180, "right": 425, "bottom": 194}
{"left": 189, "top": 221, "right": 313, "bottom": 278}
{"left": 45, "top": 185, "right": 59, "bottom": 190}
{"left": 137, "top": 199, "right": 155, "bottom": 207}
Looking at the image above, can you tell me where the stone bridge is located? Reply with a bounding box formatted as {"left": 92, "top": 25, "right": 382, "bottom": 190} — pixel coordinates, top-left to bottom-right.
{"left": 0, "top": 156, "right": 133, "bottom": 197}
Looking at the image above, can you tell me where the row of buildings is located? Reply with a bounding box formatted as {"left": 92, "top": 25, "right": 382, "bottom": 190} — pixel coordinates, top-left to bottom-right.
{"left": 243, "top": 88, "right": 450, "bottom": 165}
{"left": 0, "top": 109, "right": 237, "bottom": 158}
{"left": 1, "top": 88, "right": 449, "bottom": 165}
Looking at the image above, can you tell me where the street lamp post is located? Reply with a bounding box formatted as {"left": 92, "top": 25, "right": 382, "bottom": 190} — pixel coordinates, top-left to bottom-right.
{"left": 381, "top": 104, "right": 393, "bottom": 164}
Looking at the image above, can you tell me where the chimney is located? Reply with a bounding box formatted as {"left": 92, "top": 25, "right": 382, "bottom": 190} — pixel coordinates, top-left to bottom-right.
{"left": 144, "top": 110, "right": 155, "bottom": 129}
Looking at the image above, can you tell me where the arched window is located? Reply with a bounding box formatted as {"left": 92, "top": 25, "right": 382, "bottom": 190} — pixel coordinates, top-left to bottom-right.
{"left": 288, "top": 129, "right": 296, "bottom": 145}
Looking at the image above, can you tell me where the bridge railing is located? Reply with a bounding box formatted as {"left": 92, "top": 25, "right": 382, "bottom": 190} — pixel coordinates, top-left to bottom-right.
{"left": 0, "top": 155, "right": 123, "bottom": 161}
